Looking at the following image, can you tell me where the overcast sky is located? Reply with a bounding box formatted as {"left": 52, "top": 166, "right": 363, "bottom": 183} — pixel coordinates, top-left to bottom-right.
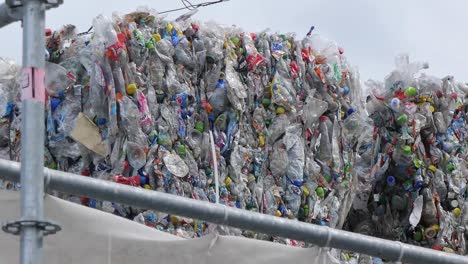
{"left": 0, "top": 0, "right": 467, "bottom": 84}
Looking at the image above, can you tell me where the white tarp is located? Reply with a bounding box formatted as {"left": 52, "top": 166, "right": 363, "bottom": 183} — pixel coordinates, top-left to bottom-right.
{"left": 0, "top": 191, "right": 337, "bottom": 264}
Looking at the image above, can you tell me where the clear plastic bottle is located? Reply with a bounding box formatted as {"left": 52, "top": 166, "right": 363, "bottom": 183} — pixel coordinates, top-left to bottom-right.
{"left": 126, "top": 141, "right": 146, "bottom": 170}
{"left": 433, "top": 168, "right": 448, "bottom": 202}
{"left": 420, "top": 187, "right": 438, "bottom": 227}
{"left": 317, "top": 116, "right": 332, "bottom": 162}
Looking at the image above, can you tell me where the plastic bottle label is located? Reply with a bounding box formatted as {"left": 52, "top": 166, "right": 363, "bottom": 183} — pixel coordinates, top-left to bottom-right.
{"left": 21, "top": 67, "right": 46, "bottom": 103}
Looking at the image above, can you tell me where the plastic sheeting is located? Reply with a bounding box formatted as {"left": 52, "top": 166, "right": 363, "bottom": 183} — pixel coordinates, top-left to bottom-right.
{"left": 0, "top": 190, "right": 338, "bottom": 264}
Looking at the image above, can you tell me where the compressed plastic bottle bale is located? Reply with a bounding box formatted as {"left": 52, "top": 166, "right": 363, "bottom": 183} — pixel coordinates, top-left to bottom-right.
{"left": 0, "top": 7, "right": 373, "bottom": 245}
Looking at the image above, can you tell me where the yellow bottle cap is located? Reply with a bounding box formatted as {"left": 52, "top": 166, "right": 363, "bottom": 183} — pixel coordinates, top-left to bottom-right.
{"left": 413, "top": 158, "right": 422, "bottom": 168}
{"left": 428, "top": 165, "right": 437, "bottom": 172}
{"left": 224, "top": 177, "right": 232, "bottom": 186}
{"left": 143, "top": 184, "right": 152, "bottom": 190}
{"left": 275, "top": 210, "right": 282, "bottom": 217}
{"left": 126, "top": 83, "right": 137, "bottom": 95}
{"left": 258, "top": 135, "right": 265, "bottom": 147}
{"left": 248, "top": 174, "right": 256, "bottom": 183}
{"left": 152, "top": 33, "right": 161, "bottom": 43}
{"left": 276, "top": 107, "right": 286, "bottom": 114}
{"left": 170, "top": 215, "right": 179, "bottom": 224}
{"left": 166, "top": 23, "right": 173, "bottom": 33}
{"left": 453, "top": 207, "right": 461, "bottom": 217}
{"left": 301, "top": 186, "right": 310, "bottom": 197}
{"left": 429, "top": 105, "right": 435, "bottom": 112}
{"left": 443, "top": 247, "right": 455, "bottom": 253}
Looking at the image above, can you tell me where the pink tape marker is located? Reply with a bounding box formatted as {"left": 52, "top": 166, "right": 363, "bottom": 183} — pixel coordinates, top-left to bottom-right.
{"left": 21, "top": 67, "right": 46, "bottom": 103}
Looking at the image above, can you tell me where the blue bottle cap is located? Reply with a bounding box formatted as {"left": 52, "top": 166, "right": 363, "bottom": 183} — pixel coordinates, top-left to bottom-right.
{"left": 147, "top": 212, "right": 155, "bottom": 223}
{"left": 50, "top": 98, "right": 61, "bottom": 112}
{"left": 208, "top": 114, "right": 215, "bottom": 122}
{"left": 415, "top": 180, "right": 423, "bottom": 188}
{"left": 5, "top": 101, "right": 14, "bottom": 116}
{"left": 279, "top": 203, "right": 287, "bottom": 216}
{"left": 216, "top": 79, "right": 225, "bottom": 89}
{"left": 375, "top": 204, "right": 386, "bottom": 216}
{"left": 87, "top": 199, "right": 96, "bottom": 208}
{"left": 96, "top": 117, "right": 107, "bottom": 126}
{"left": 345, "top": 107, "right": 355, "bottom": 118}
{"left": 139, "top": 175, "right": 148, "bottom": 185}
{"left": 343, "top": 86, "right": 350, "bottom": 95}
{"left": 387, "top": 176, "right": 396, "bottom": 186}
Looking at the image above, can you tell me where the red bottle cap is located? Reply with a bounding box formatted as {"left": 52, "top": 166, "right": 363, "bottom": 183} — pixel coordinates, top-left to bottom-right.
{"left": 80, "top": 197, "right": 89, "bottom": 205}
{"left": 319, "top": 116, "right": 328, "bottom": 122}
{"left": 250, "top": 32, "right": 257, "bottom": 41}
{"left": 117, "top": 32, "right": 127, "bottom": 43}
{"left": 45, "top": 28, "right": 52, "bottom": 37}
{"left": 432, "top": 244, "right": 443, "bottom": 251}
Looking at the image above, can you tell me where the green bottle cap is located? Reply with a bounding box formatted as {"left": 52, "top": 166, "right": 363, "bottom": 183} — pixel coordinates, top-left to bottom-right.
{"left": 397, "top": 114, "right": 408, "bottom": 125}
{"left": 48, "top": 162, "right": 57, "bottom": 170}
{"left": 177, "top": 144, "right": 186, "bottom": 157}
{"left": 146, "top": 41, "right": 155, "bottom": 49}
{"left": 231, "top": 37, "right": 240, "bottom": 45}
{"left": 262, "top": 98, "right": 271, "bottom": 107}
{"left": 315, "top": 187, "right": 325, "bottom": 198}
{"left": 195, "top": 121, "right": 205, "bottom": 133}
{"left": 414, "top": 231, "right": 423, "bottom": 241}
{"left": 446, "top": 163, "right": 455, "bottom": 172}
{"left": 403, "top": 145, "right": 412, "bottom": 155}
{"left": 405, "top": 86, "right": 417, "bottom": 97}
{"left": 323, "top": 173, "right": 332, "bottom": 183}
{"left": 156, "top": 90, "right": 166, "bottom": 103}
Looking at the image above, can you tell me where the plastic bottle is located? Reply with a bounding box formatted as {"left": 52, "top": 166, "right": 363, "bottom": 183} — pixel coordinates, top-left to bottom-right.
{"left": 317, "top": 116, "right": 332, "bottom": 162}
{"left": 126, "top": 141, "right": 146, "bottom": 170}
{"left": 432, "top": 167, "right": 447, "bottom": 202}
{"left": 45, "top": 62, "right": 75, "bottom": 97}
{"left": 420, "top": 187, "right": 438, "bottom": 227}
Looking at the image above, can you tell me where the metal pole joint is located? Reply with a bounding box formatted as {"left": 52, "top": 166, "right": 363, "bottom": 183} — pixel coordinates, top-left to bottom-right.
{"left": 2, "top": 220, "right": 61, "bottom": 236}
{"left": 6, "top": 0, "right": 63, "bottom": 9}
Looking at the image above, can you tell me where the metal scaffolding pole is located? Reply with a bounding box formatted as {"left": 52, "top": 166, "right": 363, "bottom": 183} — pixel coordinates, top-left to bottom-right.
{"left": 20, "top": 1, "right": 46, "bottom": 264}
{"left": 0, "top": 3, "right": 19, "bottom": 28}
{"left": 1, "top": 2, "right": 63, "bottom": 263}
{"left": 0, "top": 159, "right": 466, "bottom": 264}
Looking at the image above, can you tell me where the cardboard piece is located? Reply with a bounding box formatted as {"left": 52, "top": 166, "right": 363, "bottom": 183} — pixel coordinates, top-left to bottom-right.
{"left": 70, "top": 113, "right": 108, "bottom": 157}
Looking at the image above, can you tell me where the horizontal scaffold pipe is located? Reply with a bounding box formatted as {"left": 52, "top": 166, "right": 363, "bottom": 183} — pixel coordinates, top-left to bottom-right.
{"left": 0, "top": 159, "right": 466, "bottom": 264}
